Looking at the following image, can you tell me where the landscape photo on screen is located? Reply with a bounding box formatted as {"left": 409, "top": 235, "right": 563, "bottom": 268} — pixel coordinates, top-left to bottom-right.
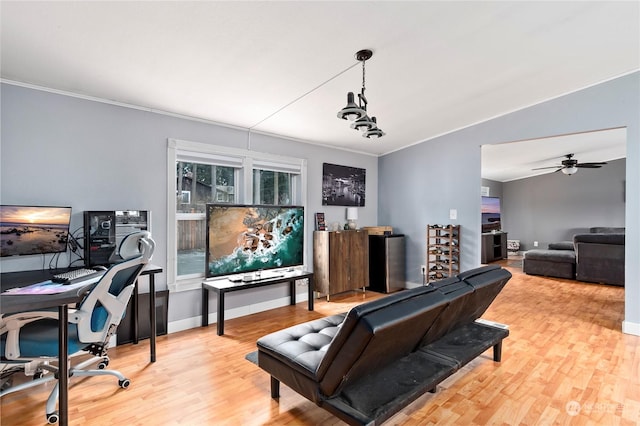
{"left": 481, "top": 196, "right": 501, "bottom": 232}
{"left": 0, "top": 205, "right": 72, "bottom": 257}
{"left": 206, "top": 205, "right": 304, "bottom": 277}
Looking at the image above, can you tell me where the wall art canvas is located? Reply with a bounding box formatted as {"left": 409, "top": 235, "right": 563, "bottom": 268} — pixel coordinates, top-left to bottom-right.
{"left": 322, "top": 163, "right": 366, "bottom": 206}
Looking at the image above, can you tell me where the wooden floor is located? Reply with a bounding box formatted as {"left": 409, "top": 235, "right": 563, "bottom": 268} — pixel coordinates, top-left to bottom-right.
{"left": 2, "top": 264, "right": 639, "bottom": 425}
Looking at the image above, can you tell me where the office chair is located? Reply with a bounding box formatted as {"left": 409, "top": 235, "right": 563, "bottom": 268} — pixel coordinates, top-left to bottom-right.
{"left": 0, "top": 231, "right": 155, "bottom": 424}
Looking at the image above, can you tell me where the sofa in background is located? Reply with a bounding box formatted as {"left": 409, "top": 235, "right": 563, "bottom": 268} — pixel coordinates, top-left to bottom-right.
{"left": 523, "top": 227, "right": 625, "bottom": 286}
{"left": 522, "top": 248, "right": 575, "bottom": 279}
{"left": 256, "top": 265, "right": 511, "bottom": 425}
{"left": 574, "top": 233, "right": 625, "bottom": 286}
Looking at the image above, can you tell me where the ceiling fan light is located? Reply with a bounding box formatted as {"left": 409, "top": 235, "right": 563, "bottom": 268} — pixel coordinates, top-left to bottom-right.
{"left": 337, "top": 92, "right": 365, "bottom": 121}
{"left": 562, "top": 166, "right": 578, "bottom": 175}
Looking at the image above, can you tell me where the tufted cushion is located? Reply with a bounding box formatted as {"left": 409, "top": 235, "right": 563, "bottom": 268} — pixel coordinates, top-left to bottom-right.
{"left": 257, "top": 313, "right": 346, "bottom": 378}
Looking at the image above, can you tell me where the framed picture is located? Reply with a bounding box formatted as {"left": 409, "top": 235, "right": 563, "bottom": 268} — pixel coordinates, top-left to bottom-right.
{"left": 315, "top": 212, "right": 326, "bottom": 231}
{"left": 322, "top": 163, "right": 366, "bottom": 206}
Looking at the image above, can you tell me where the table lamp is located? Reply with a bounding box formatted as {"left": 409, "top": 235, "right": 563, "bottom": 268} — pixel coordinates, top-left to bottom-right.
{"left": 346, "top": 207, "right": 358, "bottom": 230}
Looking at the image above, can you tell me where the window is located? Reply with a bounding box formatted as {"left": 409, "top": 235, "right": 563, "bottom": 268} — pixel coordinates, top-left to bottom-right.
{"left": 253, "top": 171, "right": 293, "bottom": 205}
{"left": 176, "top": 161, "right": 237, "bottom": 277}
{"left": 167, "top": 139, "right": 307, "bottom": 292}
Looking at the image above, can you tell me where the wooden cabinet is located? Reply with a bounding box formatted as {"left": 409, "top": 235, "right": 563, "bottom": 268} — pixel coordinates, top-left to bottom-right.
{"left": 313, "top": 230, "right": 369, "bottom": 299}
{"left": 426, "top": 225, "right": 460, "bottom": 284}
{"left": 481, "top": 232, "right": 508, "bottom": 263}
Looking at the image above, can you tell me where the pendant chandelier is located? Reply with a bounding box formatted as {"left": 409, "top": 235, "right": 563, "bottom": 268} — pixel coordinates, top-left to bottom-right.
{"left": 337, "top": 49, "right": 385, "bottom": 139}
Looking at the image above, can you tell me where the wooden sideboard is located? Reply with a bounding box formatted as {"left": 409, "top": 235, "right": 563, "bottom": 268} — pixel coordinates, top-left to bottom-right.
{"left": 313, "top": 230, "right": 369, "bottom": 299}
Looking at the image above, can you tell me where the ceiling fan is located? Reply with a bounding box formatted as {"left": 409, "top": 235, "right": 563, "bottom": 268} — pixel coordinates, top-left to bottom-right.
{"left": 532, "top": 153, "right": 607, "bottom": 175}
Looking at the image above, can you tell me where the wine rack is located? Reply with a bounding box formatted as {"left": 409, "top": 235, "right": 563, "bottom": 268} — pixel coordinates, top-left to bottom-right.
{"left": 426, "top": 224, "right": 460, "bottom": 284}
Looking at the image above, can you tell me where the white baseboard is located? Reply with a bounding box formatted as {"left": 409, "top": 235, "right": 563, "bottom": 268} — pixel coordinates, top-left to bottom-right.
{"left": 405, "top": 281, "right": 425, "bottom": 289}
{"left": 622, "top": 320, "right": 640, "bottom": 336}
{"left": 167, "top": 293, "right": 308, "bottom": 335}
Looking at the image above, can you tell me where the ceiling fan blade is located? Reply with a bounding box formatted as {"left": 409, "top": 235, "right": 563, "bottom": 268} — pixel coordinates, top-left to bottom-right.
{"left": 576, "top": 164, "right": 603, "bottom": 168}
{"left": 577, "top": 161, "right": 607, "bottom": 167}
{"left": 532, "top": 166, "right": 561, "bottom": 171}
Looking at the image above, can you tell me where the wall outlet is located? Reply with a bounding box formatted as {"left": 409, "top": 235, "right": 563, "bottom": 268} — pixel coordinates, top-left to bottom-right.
{"left": 449, "top": 209, "right": 457, "bottom": 220}
{"left": 533, "top": 241, "right": 539, "bottom": 247}
{"left": 421, "top": 265, "right": 427, "bottom": 275}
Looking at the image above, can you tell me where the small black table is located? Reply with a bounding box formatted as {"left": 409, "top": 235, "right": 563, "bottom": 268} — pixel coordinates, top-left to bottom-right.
{"left": 202, "top": 270, "right": 314, "bottom": 335}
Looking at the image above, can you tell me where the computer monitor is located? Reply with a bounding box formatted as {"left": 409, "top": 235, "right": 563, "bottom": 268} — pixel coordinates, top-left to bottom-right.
{"left": 0, "top": 205, "right": 72, "bottom": 257}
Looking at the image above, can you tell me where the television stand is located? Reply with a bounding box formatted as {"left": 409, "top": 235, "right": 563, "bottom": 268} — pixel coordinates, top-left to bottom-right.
{"left": 481, "top": 232, "right": 508, "bottom": 263}
{"left": 201, "top": 270, "right": 314, "bottom": 336}
{"left": 241, "top": 272, "right": 284, "bottom": 282}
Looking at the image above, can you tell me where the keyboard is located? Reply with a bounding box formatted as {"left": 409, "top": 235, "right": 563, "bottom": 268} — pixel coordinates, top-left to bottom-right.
{"left": 52, "top": 268, "right": 104, "bottom": 284}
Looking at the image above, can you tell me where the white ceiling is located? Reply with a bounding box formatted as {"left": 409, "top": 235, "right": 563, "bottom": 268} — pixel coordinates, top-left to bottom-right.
{"left": 481, "top": 127, "right": 628, "bottom": 182}
{"left": 1, "top": 1, "right": 638, "bottom": 158}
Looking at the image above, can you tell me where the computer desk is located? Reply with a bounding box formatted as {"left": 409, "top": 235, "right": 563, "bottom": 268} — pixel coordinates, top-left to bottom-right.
{"left": 0, "top": 263, "right": 163, "bottom": 426}
{"left": 1, "top": 276, "right": 94, "bottom": 426}
{"left": 133, "top": 264, "right": 163, "bottom": 362}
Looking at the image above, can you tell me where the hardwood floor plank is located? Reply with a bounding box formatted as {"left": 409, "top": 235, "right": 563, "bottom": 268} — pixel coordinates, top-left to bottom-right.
{"left": 2, "top": 265, "right": 639, "bottom": 425}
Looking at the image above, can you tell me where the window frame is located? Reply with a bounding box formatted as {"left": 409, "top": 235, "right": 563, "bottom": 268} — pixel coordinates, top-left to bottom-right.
{"left": 167, "top": 138, "right": 307, "bottom": 292}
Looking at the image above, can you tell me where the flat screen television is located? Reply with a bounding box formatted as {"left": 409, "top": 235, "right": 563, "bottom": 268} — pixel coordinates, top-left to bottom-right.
{"left": 0, "top": 205, "right": 72, "bottom": 257}
{"left": 205, "top": 204, "right": 304, "bottom": 278}
{"left": 481, "top": 196, "right": 501, "bottom": 233}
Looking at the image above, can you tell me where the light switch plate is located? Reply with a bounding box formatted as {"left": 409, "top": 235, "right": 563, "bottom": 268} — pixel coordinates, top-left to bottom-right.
{"left": 449, "top": 209, "right": 457, "bottom": 220}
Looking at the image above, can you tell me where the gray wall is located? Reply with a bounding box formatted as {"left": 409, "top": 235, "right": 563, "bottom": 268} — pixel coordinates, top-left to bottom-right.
{"left": 378, "top": 71, "right": 639, "bottom": 334}
{"left": 503, "top": 158, "right": 626, "bottom": 250}
{"left": 0, "top": 83, "right": 378, "bottom": 328}
{"left": 2, "top": 72, "right": 639, "bottom": 335}
{"left": 481, "top": 178, "right": 503, "bottom": 199}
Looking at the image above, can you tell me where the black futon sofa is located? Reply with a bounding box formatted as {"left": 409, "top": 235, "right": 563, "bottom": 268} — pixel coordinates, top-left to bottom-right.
{"left": 256, "top": 265, "right": 511, "bottom": 425}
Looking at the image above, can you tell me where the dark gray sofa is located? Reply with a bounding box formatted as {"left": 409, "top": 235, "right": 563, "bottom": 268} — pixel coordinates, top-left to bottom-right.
{"left": 522, "top": 248, "right": 576, "bottom": 279}
{"left": 523, "top": 227, "right": 625, "bottom": 286}
{"left": 256, "top": 265, "right": 511, "bottom": 425}
{"left": 574, "top": 233, "right": 625, "bottom": 286}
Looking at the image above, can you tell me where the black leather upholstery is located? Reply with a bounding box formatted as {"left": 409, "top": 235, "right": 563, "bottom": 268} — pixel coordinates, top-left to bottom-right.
{"left": 256, "top": 265, "right": 511, "bottom": 425}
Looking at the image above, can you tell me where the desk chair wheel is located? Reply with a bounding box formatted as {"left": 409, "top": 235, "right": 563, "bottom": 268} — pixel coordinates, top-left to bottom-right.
{"left": 97, "top": 358, "right": 109, "bottom": 369}
{"left": 119, "top": 378, "right": 130, "bottom": 389}
{"left": 46, "top": 411, "right": 59, "bottom": 424}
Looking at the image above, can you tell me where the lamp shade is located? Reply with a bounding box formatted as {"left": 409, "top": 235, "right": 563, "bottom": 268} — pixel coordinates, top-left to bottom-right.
{"left": 337, "top": 92, "right": 366, "bottom": 121}
{"left": 363, "top": 117, "right": 385, "bottom": 138}
{"left": 562, "top": 166, "right": 578, "bottom": 175}
{"left": 346, "top": 207, "right": 358, "bottom": 220}
{"left": 351, "top": 115, "right": 376, "bottom": 131}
